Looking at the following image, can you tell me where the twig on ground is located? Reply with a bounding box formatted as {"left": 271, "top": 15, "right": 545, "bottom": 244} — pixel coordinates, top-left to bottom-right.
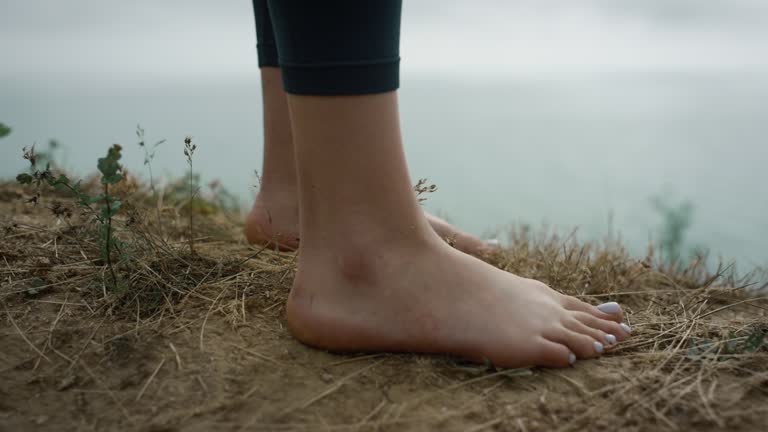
{"left": 136, "top": 357, "right": 166, "bottom": 402}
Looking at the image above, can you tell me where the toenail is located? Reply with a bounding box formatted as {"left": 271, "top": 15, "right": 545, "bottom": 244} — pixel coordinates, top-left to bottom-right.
{"left": 605, "top": 334, "right": 617, "bottom": 345}
{"left": 485, "top": 239, "right": 500, "bottom": 248}
{"left": 620, "top": 323, "right": 632, "bottom": 334}
{"left": 597, "top": 302, "right": 621, "bottom": 314}
{"left": 568, "top": 353, "right": 576, "bottom": 365}
{"left": 593, "top": 341, "right": 604, "bottom": 353}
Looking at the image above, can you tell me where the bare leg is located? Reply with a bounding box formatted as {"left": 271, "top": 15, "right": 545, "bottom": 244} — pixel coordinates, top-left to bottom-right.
{"left": 245, "top": 67, "right": 300, "bottom": 249}
{"left": 245, "top": 68, "right": 495, "bottom": 255}
{"left": 284, "top": 91, "right": 629, "bottom": 368}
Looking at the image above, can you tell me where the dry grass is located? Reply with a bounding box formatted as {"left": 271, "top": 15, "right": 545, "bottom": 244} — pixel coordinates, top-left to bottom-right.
{"left": 1, "top": 179, "right": 766, "bottom": 432}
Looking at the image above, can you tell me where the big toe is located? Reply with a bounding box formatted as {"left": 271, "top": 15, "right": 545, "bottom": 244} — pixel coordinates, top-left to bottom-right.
{"left": 561, "top": 296, "right": 624, "bottom": 323}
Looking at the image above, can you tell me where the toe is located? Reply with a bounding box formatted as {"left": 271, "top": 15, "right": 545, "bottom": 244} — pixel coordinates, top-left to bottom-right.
{"left": 532, "top": 338, "right": 575, "bottom": 368}
{"left": 560, "top": 296, "right": 623, "bottom": 323}
{"left": 545, "top": 326, "right": 604, "bottom": 360}
{"left": 490, "top": 337, "right": 573, "bottom": 368}
{"left": 563, "top": 317, "right": 613, "bottom": 347}
{"left": 572, "top": 311, "right": 631, "bottom": 341}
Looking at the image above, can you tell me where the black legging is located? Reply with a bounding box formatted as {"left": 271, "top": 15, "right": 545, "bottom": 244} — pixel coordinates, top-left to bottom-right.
{"left": 252, "top": 0, "right": 402, "bottom": 95}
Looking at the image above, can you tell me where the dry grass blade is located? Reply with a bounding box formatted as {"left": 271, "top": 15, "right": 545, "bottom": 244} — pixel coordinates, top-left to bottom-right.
{"left": 3, "top": 302, "right": 50, "bottom": 362}
{"left": 466, "top": 418, "right": 503, "bottom": 432}
{"left": 199, "top": 287, "right": 227, "bottom": 352}
{"left": 285, "top": 359, "right": 384, "bottom": 415}
{"left": 136, "top": 357, "right": 166, "bottom": 401}
{"left": 231, "top": 343, "right": 281, "bottom": 366}
{"left": 168, "top": 342, "right": 182, "bottom": 370}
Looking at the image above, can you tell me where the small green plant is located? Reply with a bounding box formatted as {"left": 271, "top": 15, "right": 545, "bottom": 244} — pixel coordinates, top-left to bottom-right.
{"left": 0, "top": 122, "right": 11, "bottom": 138}
{"left": 136, "top": 124, "right": 166, "bottom": 233}
{"left": 17, "top": 144, "right": 125, "bottom": 290}
{"left": 687, "top": 327, "right": 766, "bottom": 360}
{"left": 96, "top": 145, "right": 125, "bottom": 289}
{"left": 651, "top": 195, "right": 694, "bottom": 266}
{"left": 744, "top": 329, "right": 767, "bottom": 352}
{"left": 16, "top": 139, "right": 62, "bottom": 174}
{"left": 183, "top": 136, "right": 198, "bottom": 254}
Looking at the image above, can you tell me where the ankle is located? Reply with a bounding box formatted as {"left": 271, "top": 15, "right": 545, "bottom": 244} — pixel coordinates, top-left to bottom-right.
{"left": 295, "top": 230, "right": 441, "bottom": 292}
{"left": 287, "top": 239, "right": 434, "bottom": 349}
{"left": 298, "top": 216, "right": 437, "bottom": 257}
{"left": 256, "top": 178, "right": 298, "bottom": 202}
{"left": 245, "top": 184, "right": 300, "bottom": 249}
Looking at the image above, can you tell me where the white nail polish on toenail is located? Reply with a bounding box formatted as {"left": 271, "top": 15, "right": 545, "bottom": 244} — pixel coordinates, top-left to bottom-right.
{"left": 620, "top": 323, "right": 632, "bottom": 334}
{"left": 605, "top": 334, "right": 617, "bottom": 345}
{"left": 594, "top": 341, "right": 604, "bottom": 353}
{"left": 569, "top": 353, "right": 576, "bottom": 365}
{"left": 597, "top": 302, "right": 621, "bottom": 314}
{"left": 485, "top": 239, "right": 500, "bottom": 247}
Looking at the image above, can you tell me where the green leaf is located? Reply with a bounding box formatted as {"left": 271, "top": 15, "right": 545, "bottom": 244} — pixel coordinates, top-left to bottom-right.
{"left": 0, "top": 122, "right": 10, "bottom": 139}
{"left": 745, "top": 330, "right": 766, "bottom": 353}
{"left": 16, "top": 173, "right": 33, "bottom": 184}
{"left": 78, "top": 194, "right": 92, "bottom": 207}
{"left": 25, "top": 277, "right": 48, "bottom": 296}
{"left": 45, "top": 173, "right": 68, "bottom": 187}
{"left": 686, "top": 338, "right": 716, "bottom": 359}
{"left": 88, "top": 194, "right": 107, "bottom": 205}
{"left": 54, "top": 174, "right": 70, "bottom": 185}
{"left": 97, "top": 144, "right": 123, "bottom": 185}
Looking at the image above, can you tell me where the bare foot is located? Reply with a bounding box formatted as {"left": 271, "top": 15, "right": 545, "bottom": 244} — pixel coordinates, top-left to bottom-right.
{"left": 245, "top": 192, "right": 498, "bottom": 255}
{"left": 287, "top": 234, "right": 630, "bottom": 369}
{"left": 424, "top": 213, "right": 499, "bottom": 256}
{"left": 244, "top": 190, "right": 300, "bottom": 250}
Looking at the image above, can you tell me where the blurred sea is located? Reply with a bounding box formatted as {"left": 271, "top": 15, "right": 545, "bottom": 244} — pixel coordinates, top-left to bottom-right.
{"left": 1, "top": 72, "right": 767, "bottom": 268}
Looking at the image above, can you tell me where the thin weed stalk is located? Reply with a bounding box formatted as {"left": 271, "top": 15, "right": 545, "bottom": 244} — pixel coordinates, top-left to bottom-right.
{"left": 137, "top": 124, "right": 166, "bottom": 237}
{"left": 184, "top": 136, "right": 197, "bottom": 255}
{"left": 102, "top": 182, "right": 118, "bottom": 289}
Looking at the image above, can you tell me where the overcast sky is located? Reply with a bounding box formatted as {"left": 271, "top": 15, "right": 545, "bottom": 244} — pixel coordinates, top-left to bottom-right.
{"left": 2, "top": 0, "right": 768, "bottom": 82}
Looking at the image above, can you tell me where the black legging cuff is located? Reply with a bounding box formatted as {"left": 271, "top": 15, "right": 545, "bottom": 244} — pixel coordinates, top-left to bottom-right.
{"left": 253, "top": 0, "right": 402, "bottom": 95}
{"left": 281, "top": 59, "right": 400, "bottom": 95}
{"left": 257, "top": 43, "right": 279, "bottom": 68}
